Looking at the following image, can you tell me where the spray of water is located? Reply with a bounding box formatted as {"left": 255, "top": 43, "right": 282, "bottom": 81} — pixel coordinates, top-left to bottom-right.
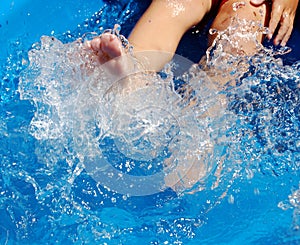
{"left": 12, "top": 6, "right": 300, "bottom": 242}
{"left": 19, "top": 23, "right": 233, "bottom": 196}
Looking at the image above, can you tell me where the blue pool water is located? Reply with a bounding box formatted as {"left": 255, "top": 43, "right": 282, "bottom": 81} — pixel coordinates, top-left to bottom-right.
{"left": 1, "top": 0, "right": 300, "bottom": 244}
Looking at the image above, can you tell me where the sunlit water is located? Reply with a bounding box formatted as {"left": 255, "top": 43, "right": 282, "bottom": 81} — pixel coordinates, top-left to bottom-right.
{"left": 1, "top": 1, "right": 300, "bottom": 244}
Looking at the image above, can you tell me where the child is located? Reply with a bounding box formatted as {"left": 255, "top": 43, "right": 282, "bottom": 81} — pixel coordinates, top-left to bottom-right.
{"left": 87, "top": 0, "right": 298, "bottom": 72}
{"left": 85, "top": 0, "right": 298, "bottom": 192}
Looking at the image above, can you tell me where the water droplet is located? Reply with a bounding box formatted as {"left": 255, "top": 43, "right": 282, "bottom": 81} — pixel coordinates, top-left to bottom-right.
{"left": 209, "top": 29, "right": 218, "bottom": 35}
{"left": 254, "top": 188, "right": 260, "bottom": 195}
{"left": 232, "top": 1, "right": 246, "bottom": 11}
{"left": 228, "top": 194, "right": 234, "bottom": 204}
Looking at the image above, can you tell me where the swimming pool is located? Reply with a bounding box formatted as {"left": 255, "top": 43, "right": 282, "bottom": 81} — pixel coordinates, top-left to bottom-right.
{"left": 1, "top": 0, "right": 300, "bottom": 244}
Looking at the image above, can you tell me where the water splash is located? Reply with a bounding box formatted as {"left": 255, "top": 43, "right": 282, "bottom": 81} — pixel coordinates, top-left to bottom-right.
{"left": 18, "top": 29, "right": 232, "bottom": 197}
{"left": 3, "top": 3, "right": 300, "bottom": 243}
{"left": 278, "top": 184, "right": 300, "bottom": 231}
{"left": 204, "top": 11, "right": 300, "bottom": 178}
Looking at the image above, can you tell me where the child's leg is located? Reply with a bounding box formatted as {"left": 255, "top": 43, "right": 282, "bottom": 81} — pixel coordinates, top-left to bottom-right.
{"left": 209, "top": 0, "right": 270, "bottom": 54}
{"left": 88, "top": 0, "right": 214, "bottom": 72}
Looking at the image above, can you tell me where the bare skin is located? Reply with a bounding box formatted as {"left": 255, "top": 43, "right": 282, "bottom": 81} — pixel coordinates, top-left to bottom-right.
{"left": 85, "top": 0, "right": 296, "bottom": 192}
{"left": 88, "top": 0, "right": 214, "bottom": 72}
{"left": 85, "top": 0, "right": 269, "bottom": 191}
{"left": 88, "top": 0, "right": 299, "bottom": 66}
{"left": 251, "top": 0, "right": 299, "bottom": 46}
{"left": 209, "top": 0, "right": 269, "bottom": 55}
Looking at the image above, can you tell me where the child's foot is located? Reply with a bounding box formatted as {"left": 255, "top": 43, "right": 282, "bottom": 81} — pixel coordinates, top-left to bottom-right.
{"left": 86, "top": 33, "right": 129, "bottom": 76}
{"left": 87, "top": 33, "right": 124, "bottom": 64}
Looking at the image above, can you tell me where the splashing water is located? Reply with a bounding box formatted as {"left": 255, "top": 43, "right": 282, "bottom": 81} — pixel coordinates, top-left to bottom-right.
{"left": 15, "top": 23, "right": 236, "bottom": 243}
{"left": 202, "top": 9, "right": 299, "bottom": 178}
{"left": 2, "top": 3, "right": 299, "bottom": 243}
{"left": 18, "top": 24, "right": 232, "bottom": 197}
{"left": 278, "top": 184, "right": 300, "bottom": 231}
